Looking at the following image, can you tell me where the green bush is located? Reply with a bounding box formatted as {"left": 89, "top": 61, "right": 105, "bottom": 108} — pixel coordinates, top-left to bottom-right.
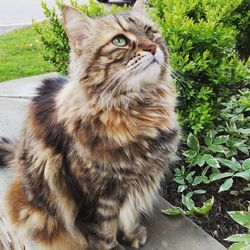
{"left": 34, "top": 0, "right": 249, "bottom": 135}
{"left": 149, "top": 0, "right": 249, "bottom": 134}
{"left": 231, "top": 0, "right": 250, "bottom": 60}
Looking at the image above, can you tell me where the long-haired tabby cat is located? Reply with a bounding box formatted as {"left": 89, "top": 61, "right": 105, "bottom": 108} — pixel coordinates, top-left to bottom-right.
{"left": 0, "top": 0, "right": 180, "bottom": 249}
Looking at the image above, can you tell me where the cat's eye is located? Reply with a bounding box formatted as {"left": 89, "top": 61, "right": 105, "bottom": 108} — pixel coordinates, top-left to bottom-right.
{"left": 112, "top": 35, "right": 128, "bottom": 47}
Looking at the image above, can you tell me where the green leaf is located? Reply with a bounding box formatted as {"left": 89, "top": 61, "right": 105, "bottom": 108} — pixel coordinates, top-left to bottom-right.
{"left": 187, "top": 133, "right": 199, "bottom": 150}
{"left": 193, "top": 196, "right": 214, "bottom": 215}
{"left": 239, "top": 128, "right": 250, "bottom": 134}
{"left": 186, "top": 192, "right": 193, "bottom": 199}
{"left": 192, "top": 176, "right": 205, "bottom": 186}
{"left": 239, "top": 146, "right": 249, "bottom": 156}
{"left": 217, "top": 158, "right": 241, "bottom": 171}
{"left": 161, "top": 206, "right": 190, "bottom": 216}
{"left": 214, "top": 135, "right": 229, "bottom": 145}
{"left": 210, "top": 172, "right": 234, "bottom": 181}
{"left": 193, "top": 189, "right": 206, "bottom": 194}
{"left": 206, "top": 157, "right": 220, "bottom": 169}
{"left": 226, "top": 234, "right": 250, "bottom": 243}
{"left": 181, "top": 166, "right": 186, "bottom": 175}
{"left": 209, "top": 145, "right": 224, "bottom": 153}
{"left": 203, "top": 154, "right": 214, "bottom": 162}
{"left": 228, "top": 211, "right": 250, "bottom": 229}
{"left": 219, "top": 178, "right": 234, "bottom": 192}
{"left": 229, "top": 119, "right": 237, "bottom": 131}
{"left": 174, "top": 168, "right": 182, "bottom": 176}
{"left": 197, "top": 156, "right": 205, "bottom": 166}
{"left": 243, "top": 159, "right": 250, "bottom": 170}
{"left": 178, "top": 185, "right": 187, "bottom": 193}
{"left": 243, "top": 184, "right": 250, "bottom": 192}
{"left": 234, "top": 169, "right": 250, "bottom": 181}
{"left": 182, "top": 195, "right": 195, "bottom": 211}
{"left": 173, "top": 177, "right": 185, "bottom": 185}
{"left": 183, "top": 150, "right": 197, "bottom": 158}
{"left": 228, "top": 242, "right": 250, "bottom": 250}
{"left": 186, "top": 171, "right": 195, "bottom": 183}
{"left": 201, "top": 166, "right": 210, "bottom": 176}
{"left": 205, "top": 132, "right": 213, "bottom": 146}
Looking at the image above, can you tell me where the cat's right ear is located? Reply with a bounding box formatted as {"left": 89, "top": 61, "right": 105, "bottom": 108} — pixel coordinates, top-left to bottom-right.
{"left": 62, "top": 6, "right": 93, "bottom": 50}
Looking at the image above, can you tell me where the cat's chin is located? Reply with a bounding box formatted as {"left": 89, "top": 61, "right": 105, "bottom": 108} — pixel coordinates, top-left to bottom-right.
{"left": 138, "top": 61, "right": 162, "bottom": 84}
{"left": 126, "top": 63, "right": 162, "bottom": 91}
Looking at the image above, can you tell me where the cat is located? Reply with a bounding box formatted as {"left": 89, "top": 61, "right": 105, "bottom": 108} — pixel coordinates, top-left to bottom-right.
{"left": 0, "top": 0, "right": 180, "bottom": 249}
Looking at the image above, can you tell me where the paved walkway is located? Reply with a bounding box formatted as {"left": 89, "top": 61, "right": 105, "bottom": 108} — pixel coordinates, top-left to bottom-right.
{"left": 0, "top": 0, "right": 132, "bottom": 35}
{"left": 0, "top": 74, "right": 226, "bottom": 250}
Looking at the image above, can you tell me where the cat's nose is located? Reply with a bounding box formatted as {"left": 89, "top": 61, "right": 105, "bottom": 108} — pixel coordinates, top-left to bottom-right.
{"left": 143, "top": 44, "right": 157, "bottom": 55}
{"left": 139, "top": 38, "right": 157, "bottom": 55}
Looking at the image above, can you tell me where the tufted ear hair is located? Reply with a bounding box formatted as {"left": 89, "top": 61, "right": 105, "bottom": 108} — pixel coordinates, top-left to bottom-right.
{"left": 133, "top": 0, "right": 145, "bottom": 12}
{"left": 62, "top": 5, "right": 94, "bottom": 50}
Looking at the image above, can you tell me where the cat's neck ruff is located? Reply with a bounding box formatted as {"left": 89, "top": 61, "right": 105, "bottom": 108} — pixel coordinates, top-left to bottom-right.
{"left": 55, "top": 73, "right": 177, "bottom": 149}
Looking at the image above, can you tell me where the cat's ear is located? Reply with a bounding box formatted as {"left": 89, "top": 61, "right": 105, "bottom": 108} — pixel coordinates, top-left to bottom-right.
{"left": 133, "top": 0, "right": 145, "bottom": 12}
{"left": 62, "top": 6, "right": 93, "bottom": 50}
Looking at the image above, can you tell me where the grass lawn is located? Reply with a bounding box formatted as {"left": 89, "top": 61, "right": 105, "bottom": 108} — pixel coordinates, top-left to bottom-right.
{"left": 0, "top": 26, "right": 55, "bottom": 82}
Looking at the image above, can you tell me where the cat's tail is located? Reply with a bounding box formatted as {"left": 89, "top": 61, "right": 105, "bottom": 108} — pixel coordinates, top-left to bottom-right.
{"left": 0, "top": 137, "right": 15, "bottom": 167}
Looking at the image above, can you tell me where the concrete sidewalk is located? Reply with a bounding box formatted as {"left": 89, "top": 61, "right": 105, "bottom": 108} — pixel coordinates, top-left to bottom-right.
{"left": 0, "top": 74, "right": 226, "bottom": 250}
{"left": 0, "top": 0, "right": 132, "bottom": 35}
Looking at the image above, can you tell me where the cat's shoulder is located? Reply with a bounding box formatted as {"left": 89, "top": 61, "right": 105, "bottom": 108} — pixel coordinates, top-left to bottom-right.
{"left": 32, "top": 76, "right": 68, "bottom": 106}
{"left": 30, "top": 76, "right": 69, "bottom": 115}
{"left": 35, "top": 76, "right": 68, "bottom": 97}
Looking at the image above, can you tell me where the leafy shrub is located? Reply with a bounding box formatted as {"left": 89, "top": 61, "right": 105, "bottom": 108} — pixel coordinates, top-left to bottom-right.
{"left": 174, "top": 90, "right": 250, "bottom": 194}
{"left": 226, "top": 209, "right": 250, "bottom": 250}
{"left": 149, "top": 0, "right": 249, "bottom": 134}
{"left": 230, "top": 0, "right": 250, "bottom": 59}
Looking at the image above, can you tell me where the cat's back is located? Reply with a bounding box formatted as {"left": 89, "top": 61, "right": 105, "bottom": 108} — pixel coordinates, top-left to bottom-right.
{"left": 24, "top": 76, "right": 70, "bottom": 150}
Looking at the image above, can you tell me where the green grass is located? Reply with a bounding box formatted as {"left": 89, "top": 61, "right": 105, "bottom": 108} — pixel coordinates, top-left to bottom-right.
{"left": 0, "top": 26, "right": 55, "bottom": 82}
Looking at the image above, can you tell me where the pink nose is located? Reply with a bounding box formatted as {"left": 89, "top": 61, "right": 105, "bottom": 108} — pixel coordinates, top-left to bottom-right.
{"left": 143, "top": 44, "right": 157, "bottom": 55}
{"left": 139, "top": 38, "right": 157, "bottom": 55}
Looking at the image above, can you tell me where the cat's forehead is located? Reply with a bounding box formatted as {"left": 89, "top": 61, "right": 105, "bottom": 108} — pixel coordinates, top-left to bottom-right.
{"left": 97, "top": 11, "right": 157, "bottom": 35}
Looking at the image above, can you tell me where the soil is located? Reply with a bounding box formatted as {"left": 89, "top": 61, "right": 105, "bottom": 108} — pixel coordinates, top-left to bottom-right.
{"left": 162, "top": 176, "right": 249, "bottom": 248}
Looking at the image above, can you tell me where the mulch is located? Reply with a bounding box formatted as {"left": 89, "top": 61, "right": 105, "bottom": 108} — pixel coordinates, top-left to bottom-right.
{"left": 162, "top": 176, "right": 249, "bottom": 248}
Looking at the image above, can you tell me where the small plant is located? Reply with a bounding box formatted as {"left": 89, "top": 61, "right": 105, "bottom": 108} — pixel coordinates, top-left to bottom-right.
{"left": 174, "top": 90, "right": 250, "bottom": 194}
{"left": 149, "top": 0, "right": 250, "bottom": 134}
{"left": 175, "top": 132, "right": 250, "bottom": 193}
{"left": 162, "top": 194, "right": 214, "bottom": 216}
{"left": 226, "top": 207, "right": 250, "bottom": 250}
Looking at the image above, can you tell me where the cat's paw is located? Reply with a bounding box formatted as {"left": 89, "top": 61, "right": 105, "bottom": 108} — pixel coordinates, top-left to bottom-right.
{"left": 123, "top": 225, "right": 147, "bottom": 249}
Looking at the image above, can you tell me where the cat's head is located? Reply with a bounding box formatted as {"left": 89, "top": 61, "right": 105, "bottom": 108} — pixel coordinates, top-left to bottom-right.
{"left": 62, "top": 0, "right": 169, "bottom": 101}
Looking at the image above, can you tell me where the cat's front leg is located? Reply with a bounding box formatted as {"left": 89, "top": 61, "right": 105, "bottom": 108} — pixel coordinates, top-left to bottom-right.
{"left": 88, "top": 219, "right": 124, "bottom": 250}
{"left": 122, "top": 223, "right": 147, "bottom": 249}
{"left": 119, "top": 206, "right": 147, "bottom": 249}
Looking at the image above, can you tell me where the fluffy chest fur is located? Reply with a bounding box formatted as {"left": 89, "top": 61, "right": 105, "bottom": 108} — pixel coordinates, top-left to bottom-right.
{"left": 24, "top": 77, "right": 179, "bottom": 223}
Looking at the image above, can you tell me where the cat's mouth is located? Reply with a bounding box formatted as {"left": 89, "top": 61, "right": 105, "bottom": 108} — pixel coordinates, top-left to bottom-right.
{"left": 139, "top": 57, "right": 159, "bottom": 72}
{"left": 153, "top": 56, "right": 161, "bottom": 65}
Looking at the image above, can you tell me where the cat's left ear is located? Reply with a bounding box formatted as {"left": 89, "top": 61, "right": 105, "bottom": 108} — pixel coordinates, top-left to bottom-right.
{"left": 62, "top": 6, "right": 94, "bottom": 50}
{"left": 133, "top": 0, "right": 146, "bottom": 12}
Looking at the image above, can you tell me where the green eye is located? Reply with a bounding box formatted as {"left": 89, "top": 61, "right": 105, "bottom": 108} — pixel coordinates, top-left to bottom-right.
{"left": 112, "top": 35, "right": 128, "bottom": 47}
